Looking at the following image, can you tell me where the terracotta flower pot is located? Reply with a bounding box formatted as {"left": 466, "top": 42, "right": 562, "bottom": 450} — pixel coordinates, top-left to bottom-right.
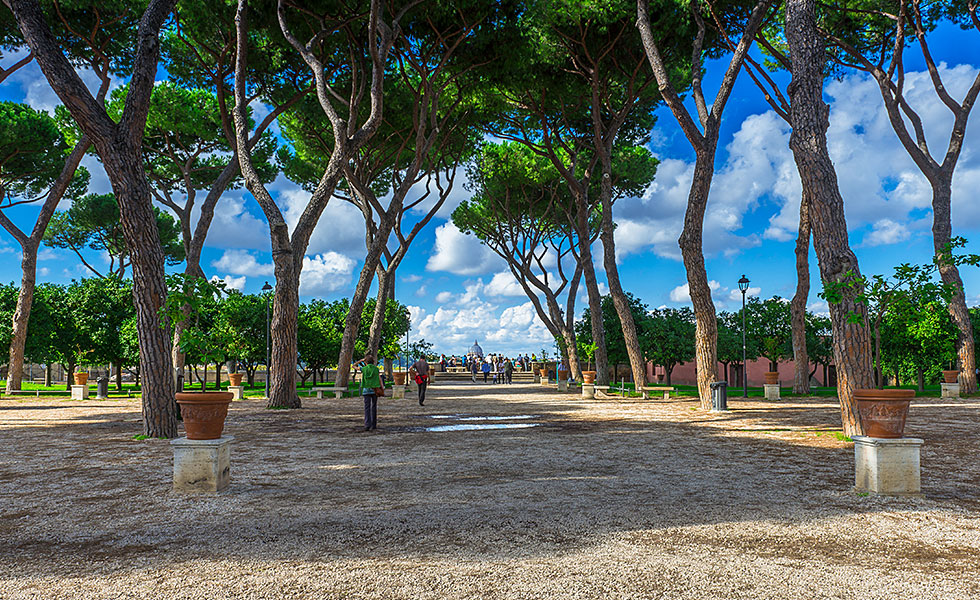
{"left": 73, "top": 372, "right": 88, "bottom": 386}
{"left": 942, "top": 370, "right": 959, "bottom": 384}
{"left": 582, "top": 371, "right": 596, "bottom": 384}
{"left": 228, "top": 373, "right": 243, "bottom": 387}
{"left": 854, "top": 388, "right": 914, "bottom": 439}
{"left": 176, "top": 391, "right": 234, "bottom": 440}
{"left": 393, "top": 371, "right": 406, "bottom": 386}
{"left": 764, "top": 372, "right": 779, "bottom": 385}
{"left": 540, "top": 368, "right": 549, "bottom": 377}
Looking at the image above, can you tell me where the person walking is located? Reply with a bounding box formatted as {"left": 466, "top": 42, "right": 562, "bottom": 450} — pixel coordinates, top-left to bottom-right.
{"left": 504, "top": 357, "right": 514, "bottom": 384}
{"left": 359, "top": 355, "right": 382, "bottom": 431}
{"left": 481, "top": 358, "right": 491, "bottom": 383}
{"left": 410, "top": 355, "right": 430, "bottom": 406}
{"left": 471, "top": 358, "right": 478, "bottom": 383}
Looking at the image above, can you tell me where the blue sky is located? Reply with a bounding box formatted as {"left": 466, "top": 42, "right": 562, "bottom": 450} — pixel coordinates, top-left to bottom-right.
{"left": 1, "top": 23, "right": 979, "bottom": 357}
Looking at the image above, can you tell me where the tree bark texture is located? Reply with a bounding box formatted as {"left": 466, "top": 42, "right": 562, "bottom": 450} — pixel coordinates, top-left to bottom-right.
{"left": 598, "top": 173, "right": 646, "bottom": 389}
{"left": 786, "top": 0, "right": 873, "bottom": 436}
{"left": 931, "top": 179, "right": 976, "bottom": 392}
{"left": 791, "top": 193, "right": 811, "bottom": 395}
{"left": 680, "top": 152, "right": 720, "bottom": 409}
{"left": 579, "top": 241, "right": 610, "bottom": 385}
{"left": 8, "top": 0, "right": 178, "bottom": 436}
{"left": 267, "top": 255, "right": 301, "bottom": 408}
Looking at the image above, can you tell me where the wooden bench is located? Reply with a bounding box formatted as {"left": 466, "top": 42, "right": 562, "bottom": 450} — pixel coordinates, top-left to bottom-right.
{"left": 639, "top": 386, "right": 675, "bottom": 400}
{"left": 311, "top": 386, "right": 347, "bottom": 399}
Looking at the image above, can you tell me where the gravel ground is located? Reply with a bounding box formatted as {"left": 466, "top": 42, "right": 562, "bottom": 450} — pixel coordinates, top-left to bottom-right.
{"left": 1, "top": 382, "right": 979, "bottom": 599}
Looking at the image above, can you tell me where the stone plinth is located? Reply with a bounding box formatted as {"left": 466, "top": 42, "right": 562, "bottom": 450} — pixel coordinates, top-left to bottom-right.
{"left": 392, "top": 384, "right": 406, "bottom": 399}
{"left": 172, "top": 436, "right": 233, "bottom": 493}
{"left": 540, "top": 377, "right": 550, "bottom": 386}
{"left": 763, "top": 383, "right": 780, "bottom": 401}
{"left": 853, "top": 436, "right": 922, "bottom": 496}
{"left": 941, "top": 383, "right": 960, "bottom": 399}
{"left": 582, "top": 384, "right": 595, "bottom": 399}
{"left": 557, "top": 379, "right": 568, "bottom": 392}
{"left": 71, "top": 385, "right": 89, "bottom": 400}
{"left": 534, "top": 373, "right": 541, "bottom": 384}
{"left": 229, "top": 386, "right": 244, "bottom": 400}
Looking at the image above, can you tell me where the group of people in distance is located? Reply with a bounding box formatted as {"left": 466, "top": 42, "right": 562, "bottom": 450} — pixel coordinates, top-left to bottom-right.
{"left": 440, "top": 353, "right": 535, "bottom": 374}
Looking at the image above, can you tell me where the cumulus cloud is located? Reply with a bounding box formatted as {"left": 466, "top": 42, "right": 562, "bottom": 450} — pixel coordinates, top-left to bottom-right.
{"left": 862, "top": 218, "right": 912, "bottom": 247}
{"left": 212, "top": 249, "right": 274, "bottom": 276}
{"left": 211, "top": 274, "right": 247, "bottom": 291}
{"left": 485, "top": 271, "right": 527, "bottom": 297}
{"left": 669, "top": 280, "right": 722, "bottom": 303}
{"left": 299, "top": 252, "right": 356, "bottom": 295}
{"left": 434, "top": 291, "right": 453, "bottom": 303}
{"left": 426, "top": 222, "right": 501, "bottom": 275}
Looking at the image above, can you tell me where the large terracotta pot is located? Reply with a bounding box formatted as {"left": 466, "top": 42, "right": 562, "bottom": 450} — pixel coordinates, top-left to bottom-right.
{"left": 540, "top": 368, "right": 549, "bottom": 377}
{"left": 393, "top": 371, "right": 406, "bottom": 386}
{"left": 764, "top": 372, "right": 779, "bottom": 385}
{"left": 73, "top": 372, "right": 88, "bottom": 386}
{"left": 942, "top": 370, "right": 959, "bottom": 384}
{"left": 582, "top": 371, "right": 596, "bottom": 384}
{"left": 176, "top": 391, "right": 234, "bottom": 440}
{"left": 854, "top": 388, "right": 914, "bottom": 439}
{"left": 228, "top": 373, "right": 243, "bottom": 387}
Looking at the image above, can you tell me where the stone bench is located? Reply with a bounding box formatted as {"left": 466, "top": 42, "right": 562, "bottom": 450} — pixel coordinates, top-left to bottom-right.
{"left": 311, "top": 386, "right": 347, "bottom": 399}
{"left": 639, "top": 386, "right": 675, "bottom": 400}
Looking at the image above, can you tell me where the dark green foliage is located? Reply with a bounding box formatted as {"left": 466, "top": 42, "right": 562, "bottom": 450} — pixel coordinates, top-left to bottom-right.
{"left": 42, "top": 193, "right": 184, "bottom": 277}
{"left": 0, "top": 102, "right": 77, "bottom": 204}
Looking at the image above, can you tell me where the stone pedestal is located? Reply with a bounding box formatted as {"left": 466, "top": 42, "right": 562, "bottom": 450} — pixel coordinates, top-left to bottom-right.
{"left": 534, "top": 373, "right": 541, "bottom": 384}
{"left": 540, "top": 377, "right": 550, "bottom": 386}
{"left": 409, "top": 379, "right": 418, "bottom": 393}
{"left": 557, "top": 379, "right": 568, "bottom": 392}
{"left": 582, "top": 384, "right": 595, "bottom": 399}
{"left": 392, "top": 384, "right": 406, "bottom": 399}
{"left": 71, "top": 385, "right": 89, "bottom": 400}
{"left": 941, "top": 383, "right": 960, "bottom": 399}
{"left": 229, "top": 386, "right": 244, "bottom": 400}
{"left": 763, "top": 383, "right": 780, "bottom": 401}
{"left": 172, "top": 436, "right": 233, "bottom": 493}
{"left": 853, "top": 436, "right": 922, "bottom": 496}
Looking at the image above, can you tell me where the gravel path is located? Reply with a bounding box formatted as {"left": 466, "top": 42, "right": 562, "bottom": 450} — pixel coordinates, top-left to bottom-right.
{"left": 1, "top": 382, "right": 978, "bottom": 599}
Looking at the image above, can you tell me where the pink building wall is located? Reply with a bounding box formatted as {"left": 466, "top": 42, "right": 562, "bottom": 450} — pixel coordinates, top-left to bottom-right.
{"left": 644, "top": 359, "right": 832, "bottom": 387}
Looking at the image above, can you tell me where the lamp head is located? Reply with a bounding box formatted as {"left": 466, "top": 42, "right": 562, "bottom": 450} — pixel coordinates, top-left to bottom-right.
{"left": 738, "top": 275, "right": 750, "bottom": 293}
{"left": 261, "top": 281, "right": 273, "bottom": 292}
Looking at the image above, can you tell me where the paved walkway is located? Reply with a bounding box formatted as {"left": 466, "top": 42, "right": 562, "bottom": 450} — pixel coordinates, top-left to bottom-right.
{"left": 1, "top": 383, "right": 978, "bottom": 598}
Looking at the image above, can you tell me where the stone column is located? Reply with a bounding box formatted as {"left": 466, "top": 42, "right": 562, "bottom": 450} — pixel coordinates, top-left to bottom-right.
{"left": 853, "top": 436, "right": 923, "bottom": 495}
{"left": 763, "top": 383, "right": 780, "bottom": 401}
{"left": 172, "top": 436, "right": 234, "bottom": 493}
{"left": 941, "top": 383, "right": 960, "bottom": 399}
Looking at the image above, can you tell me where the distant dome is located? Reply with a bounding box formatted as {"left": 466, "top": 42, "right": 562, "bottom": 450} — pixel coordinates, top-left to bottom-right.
{"left": 468, "top": 340, "right": 484, "bottom": 357}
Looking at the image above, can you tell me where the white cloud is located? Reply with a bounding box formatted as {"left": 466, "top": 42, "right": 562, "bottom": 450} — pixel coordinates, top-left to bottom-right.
{"left": 669, "top": 280, "right": 722, "bottom": 303}
{"left": 211, "top": 274, "right": 247, "bottom": 291}
{"left": 426, "top": 222, "right": 501, "bottom": 275}
{"left": 485, "top": 271, "right": 527, "bottom": 297}
{"left": 299, "top": 252, "right": 356, "bottom": 295}
{"left": 434, "top": 290, "right": 453, "bottom": 303}
{"left": 862, "top": 219, "right": 912, "bottom": 247}
{"left": 727, "top": 286, "right": 761, "bottom": 302}
{"left": 402, "top": 274, "right": 422, "bottom": 283}
{"left": 211, "top": 249, "right": 274, "bottom": 276}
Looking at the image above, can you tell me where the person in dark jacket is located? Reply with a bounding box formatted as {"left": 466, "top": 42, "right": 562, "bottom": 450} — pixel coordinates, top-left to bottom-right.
{"left": 359, "top": 355, "right": 382, "bottom": 431}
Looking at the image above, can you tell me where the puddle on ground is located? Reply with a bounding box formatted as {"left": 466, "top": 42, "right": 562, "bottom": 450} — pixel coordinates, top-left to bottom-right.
{"left": 425, "top": 414, "right": 539, "bottom": 421}
{"left": 424, "top": 423, "right": 541, "bottom": 432}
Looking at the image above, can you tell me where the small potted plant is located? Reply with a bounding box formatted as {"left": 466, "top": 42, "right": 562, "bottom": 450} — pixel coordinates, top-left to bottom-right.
{"left": 578, "top": 341, "right": 597, "bottom": 384}
{"left": 73, "top": 370, "right": 89, "bottom": 386}
{"left": 163, "top": 275, "right": 234, "bottom": 440}
{"left": 942, "top": 367, "right": 959, "bottom": 384}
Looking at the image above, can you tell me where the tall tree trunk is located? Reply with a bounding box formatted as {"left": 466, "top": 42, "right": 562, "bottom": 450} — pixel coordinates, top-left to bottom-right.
{"left": 791, "top": 193, "right": 811, "bottom": 395}
{"left": 679, "top": 151, "right": 719, "bottom": 409}
{"left": 6, "top": 240, "right": 38, "bottom": 394}
{"left": 44, "top": 363, "right": 52, "bottom": 387}
{"left": 367, "top": 267, "right": 391, "bottom": 357}
{"left": 598, "top": 173, "right": 646, "bottom": 390}
{"left": 268, "top": 256, "right": 301, "bottom": 408}
{"left": 931, "top": 178, "right": 976, "bottom": 393}
{"left": 786, "top": 0, "right": 874, "bottom": 436}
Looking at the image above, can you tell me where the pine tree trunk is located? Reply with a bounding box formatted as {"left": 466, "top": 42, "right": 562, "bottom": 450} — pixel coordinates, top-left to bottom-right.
{"left": 367, "top": 267, "right": 391, "bottom": 357}
{"left": 268, "top": 256, "right": 301, "bottom": 408}
{"left": 931, "top": 179, "right": 976, "bottom": 393}
{"left": 598, "top": 172, "right": 646, "bottom": 389}
{"left": 679, "top": 151, "right": 719, "bottom": 409}
{"left": 786, "top": 0, "right": 874, "bottom": 436}
{"left": 44, "top": 363, "right": 52, "bottom": 387}
{"left": 6, "top": 239, "right": 38, "bottom": 394}
{"left": 791, "top": 193, "right": 811, "bottom": 395}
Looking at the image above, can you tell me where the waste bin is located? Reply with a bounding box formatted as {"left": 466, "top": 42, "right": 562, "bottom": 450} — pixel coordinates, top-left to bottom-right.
{"left": 710, "top": 380, "right": 728, "bottom": 411}
{"left": 96, "top": 376, "right": 108, "bottom": 400}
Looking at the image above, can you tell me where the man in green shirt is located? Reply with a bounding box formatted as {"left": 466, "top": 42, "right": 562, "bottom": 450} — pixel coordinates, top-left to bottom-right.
{"left": 360, "top": 355, "right": 382, "bottom": 431}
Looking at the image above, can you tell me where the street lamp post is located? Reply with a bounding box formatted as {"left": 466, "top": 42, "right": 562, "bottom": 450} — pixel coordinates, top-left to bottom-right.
{"left": 262, "top": 281, "right": 273, "bottom": 399}
{"left": 738, "top": 275, "right": 750, "bottom": 398}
